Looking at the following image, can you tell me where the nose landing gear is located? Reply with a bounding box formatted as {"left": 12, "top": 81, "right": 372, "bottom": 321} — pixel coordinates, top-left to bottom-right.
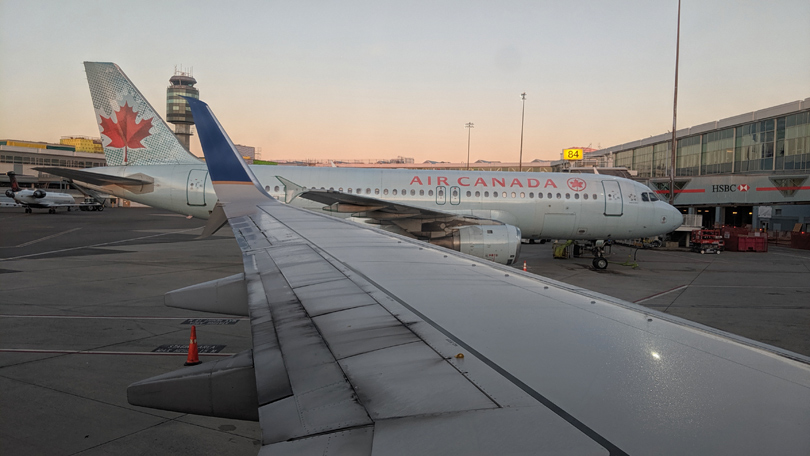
{"left": 591, "top": 240, "right": 609, "bottom": 270}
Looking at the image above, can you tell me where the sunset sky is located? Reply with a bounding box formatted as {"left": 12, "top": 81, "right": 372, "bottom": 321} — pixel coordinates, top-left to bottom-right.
{"left": 1, "top": 0, "right": 808, "bottom": 163}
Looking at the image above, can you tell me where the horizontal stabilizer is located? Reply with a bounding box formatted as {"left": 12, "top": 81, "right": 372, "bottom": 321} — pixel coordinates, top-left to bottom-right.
{"left": 128, "top": 349, "right": 259, "bottom": 421}
{"left": 165, "top": 273, "right": 248, "bottom": 316}
{"left": 33, "top": 167, "right": 153, "bottom": 187}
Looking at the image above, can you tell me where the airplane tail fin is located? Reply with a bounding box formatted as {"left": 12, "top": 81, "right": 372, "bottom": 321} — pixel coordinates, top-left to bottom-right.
{"left": 84, "top": 62, "right": 201, "bottom": 166}
{"left": 183, "top": 97, "right": 273, "bottom": 207}
{"left": 7, "top": 172, "right": 21, "bottom": 192}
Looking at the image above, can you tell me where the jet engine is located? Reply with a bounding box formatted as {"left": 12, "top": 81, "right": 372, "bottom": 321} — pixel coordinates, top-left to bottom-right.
{"left": 430, "top": 224, "right": 521, "bottom": 265}
{"left": 32, "top": 189, "right": 47, "bottom": 198}
{"left": 4, "top": 189, "right": 13, "bottom": 198}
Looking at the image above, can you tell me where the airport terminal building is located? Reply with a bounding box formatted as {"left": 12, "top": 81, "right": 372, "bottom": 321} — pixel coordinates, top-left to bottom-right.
{"left": 565, "top": 99, "right": 810, "bottom": 231}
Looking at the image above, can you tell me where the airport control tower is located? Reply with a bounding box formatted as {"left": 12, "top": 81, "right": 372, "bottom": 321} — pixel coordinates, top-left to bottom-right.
{"left": 166, "top": 67, "right": 199, "bottom": 151}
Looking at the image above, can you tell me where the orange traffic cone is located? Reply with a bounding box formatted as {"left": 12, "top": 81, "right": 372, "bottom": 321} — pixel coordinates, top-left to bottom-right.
{"left": 184, "top": 325, "right": 202, "bottom": 366}
{"left": 523, "top": 261, "right": 527, "bottom": 271}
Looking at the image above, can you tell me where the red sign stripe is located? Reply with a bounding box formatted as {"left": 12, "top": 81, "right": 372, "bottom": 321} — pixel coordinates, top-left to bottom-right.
{"left": 756, "top": 186, "right": 810, "bottom": 191}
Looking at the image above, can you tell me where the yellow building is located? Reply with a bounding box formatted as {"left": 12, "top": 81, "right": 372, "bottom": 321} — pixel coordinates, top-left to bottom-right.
{"left": 60, "top": 136, "right": 103, "bottom": 153}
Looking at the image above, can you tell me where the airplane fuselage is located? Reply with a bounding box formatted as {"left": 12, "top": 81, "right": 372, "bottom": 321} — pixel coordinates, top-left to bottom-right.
{"left": 84, "top": 165, "right": 682, "bottom": 240}
{"left": 11, "top": 189, "right": 75, "bottom": 208}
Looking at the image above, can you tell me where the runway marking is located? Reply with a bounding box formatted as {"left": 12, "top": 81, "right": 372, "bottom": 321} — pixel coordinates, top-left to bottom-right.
{"left": 1, "top": 227, "right": 82, "bottom": 248}
{"left": 0, "top": 314, "right": 248, "bottom": 320}
{"left": 769, "top": 252, "right": 810, "bottom": 260}
{"left": 634, "top": 285, "right": 688, "bottom": 304}
{"left": 0, "top": 348, "right": 234, "bottom": 356}
{"left": 0, "top": 226, "right": 204, "bottom": 261}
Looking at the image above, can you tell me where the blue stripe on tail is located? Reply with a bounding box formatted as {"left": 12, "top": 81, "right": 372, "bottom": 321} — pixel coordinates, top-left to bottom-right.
{"left": 184, "top": 97, "right": 253, "bottom": 184}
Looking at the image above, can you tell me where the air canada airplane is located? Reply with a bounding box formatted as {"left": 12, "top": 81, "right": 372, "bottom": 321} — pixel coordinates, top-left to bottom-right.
{"left": 126, "top": 97, "right": 810, "bottom": 455}
{"left": 38, "top": 62, "right": 682, "bottom": 268}
{"left": 4, "top": 171, "right": 104, "bottom": 213}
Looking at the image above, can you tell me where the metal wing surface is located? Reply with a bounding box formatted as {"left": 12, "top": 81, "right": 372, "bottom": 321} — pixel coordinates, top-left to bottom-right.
{"left": 187, "top": 98, "right": 810, "bottom": 456}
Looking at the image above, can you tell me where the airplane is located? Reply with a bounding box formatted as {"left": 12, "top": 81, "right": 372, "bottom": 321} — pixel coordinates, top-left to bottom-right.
{"left": 127, "top": 97, "right": 810, "bottom": 455}
{"left": 37, "top": 62, "right": 683, "bottom": 268}
{"left": 4, "top": 171, "right": 104, "bottom": 213}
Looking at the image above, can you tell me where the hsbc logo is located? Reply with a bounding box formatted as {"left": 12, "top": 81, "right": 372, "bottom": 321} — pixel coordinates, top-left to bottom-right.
{"left": 712, "top": 184, "right": 750, "bottom": 192}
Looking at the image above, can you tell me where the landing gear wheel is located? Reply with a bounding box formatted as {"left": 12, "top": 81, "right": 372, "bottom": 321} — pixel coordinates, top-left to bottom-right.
{"left": 49, "top": 208, "right": 55, "bottom": 214}
{"left": 97, "top": 206, "right": 104, "bottom": 212}
{"left": 593, "top": 257, "right": 608, "bottom": 270}
{"left": 25, "top": 208, "right": 31, "bottom": 213}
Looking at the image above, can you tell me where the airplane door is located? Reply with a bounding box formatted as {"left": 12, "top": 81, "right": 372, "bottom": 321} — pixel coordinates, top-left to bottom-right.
{"left": 187, "top": 169, "right": 208, "bottom": 206}
{"left": 450, "top": 186, "right": 460, "bottom": 205}
{"left": 602, "top": 180, "right": 622, "bottom": 216}
{"left": 436, "top": 186, "right": 446, "bottom": 205}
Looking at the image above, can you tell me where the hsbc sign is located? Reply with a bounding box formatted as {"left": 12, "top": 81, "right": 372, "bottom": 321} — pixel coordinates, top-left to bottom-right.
{"left": 711, "top": 184, "right": 749, "bottom": 193}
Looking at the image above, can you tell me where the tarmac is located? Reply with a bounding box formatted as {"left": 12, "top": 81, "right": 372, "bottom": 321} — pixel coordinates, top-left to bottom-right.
{"left": 1, "top": 206, "right": 809, "bottom": 455}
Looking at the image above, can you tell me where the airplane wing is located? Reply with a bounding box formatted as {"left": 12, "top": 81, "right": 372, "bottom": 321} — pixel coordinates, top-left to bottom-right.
{"left": 277, "top": 177, "right": 504, "bottom": 236}
{"left": 129, "top": 99, "right": 810, "bottom": 455}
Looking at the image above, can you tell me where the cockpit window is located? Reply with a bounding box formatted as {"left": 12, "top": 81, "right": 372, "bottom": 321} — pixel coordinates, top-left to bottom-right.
{"left": 649, "top": 192, "right": 659, "bottom": 201}
{"left": 642, "top": 193, "right": 650, "bottom": 202}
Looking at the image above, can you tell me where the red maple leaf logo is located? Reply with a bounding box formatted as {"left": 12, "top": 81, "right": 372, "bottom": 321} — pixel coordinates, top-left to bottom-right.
{"left": 99, "top": 102, "right": 153, "bottom": 163}
{"left": 567, "top": 178, "right": 586, "bottom": 192}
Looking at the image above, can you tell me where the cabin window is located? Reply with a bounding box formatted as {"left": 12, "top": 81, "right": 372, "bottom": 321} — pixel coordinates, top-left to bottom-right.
{"left": 428, "top": 190, "right": 434, "bottom": 196}
{"left": 410, "top": 189, "right": 415, "bottom": 196}
{"left": 502, "top": 192, "right": 507, "bottom": 198}
{"left": 392, "top": 189, "right": 397, "bottom": 195}
{"left": 339, "top": 187, "right": 344, "bottom": 192}
{"left": 347, "top": 188, "right": 353, "bottom": 193}
{"left": 547, "top": 193, "right": 552, "bottom": 199}
{"left": 466, "top": 191, "right": 472, "bottom": 197}
{"left": 520, "top": 192, "right": 525, "bottom": 198}
{"left": 452, "top": 189, "right": 458, "bottom": 197}
{"left": 583, "top": 193, "right": 588, "bottom": 200}
{"left": 511, "top": 192, "right": 517, "bottom": 198}
{"left": 329, "top": 187, "right": 334, "bottom": 191}
{"left": 365, "top": 188, "right": 371, "bottom": 194}
{"left": 475, "top": 191, "right": 481, "bottom": 197}
{"left": 556, "top": 193, "right": 561, "bottom": 199}
{"left": 383, "top": 189, "right": 389, "bottom": 195}
{"left": 419, "top": 189, "right": 424, "bottom": 196}
{"left": 593, "top": 194, "right": 598, "bottom": 200}
{"left": 265, "top": 186, "right": 271, "bottom": 192}
{"left": 375, "top": 188, "right": 380, "bottom": 195}
{"left": 484, "top": 191, "right": 489, "bottom": 197}
{"left": 574, "top": 193, "right": 580, "bottom": 199}
{"left": 565, "top": 193, "right": 570, "bottom": 199}
{"left": 438, "top": 189, "right": 444, "bottom": 197}
{"left": 274, "top": 186, "right": 280, "bottom": 192}
{"left": 402, "top": 189, "right": 406, "bottom": 195}
{"left": 493, "top": 192, "right": 498, "bottom": 198}
{"left": 529, "top": 192, "right": 534, "bottom": 198}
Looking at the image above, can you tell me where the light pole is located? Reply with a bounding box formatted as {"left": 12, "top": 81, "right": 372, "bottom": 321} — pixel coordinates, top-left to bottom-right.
{"left": 465, "top": 122, "right": 474, "bottom": 170}
{"left": 519, "top": 92, "right": 526, "bottom": 172}
{"left": 670, "top": 0, "right": 681, "bottom": 203}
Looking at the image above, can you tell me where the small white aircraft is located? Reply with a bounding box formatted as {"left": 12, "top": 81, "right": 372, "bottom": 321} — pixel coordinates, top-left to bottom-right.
{"left": 4, "top": 171, "right": 104, "bottom": 214}
{"left": 38, "top": 62, "right": 682, "bottom": 268}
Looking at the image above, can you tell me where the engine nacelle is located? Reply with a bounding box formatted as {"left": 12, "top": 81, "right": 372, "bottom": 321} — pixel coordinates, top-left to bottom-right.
{"left": 4, "top": 189, "right": 13, "bottom": 198}
{"left": 32, "top": 189, "right": 47, "bottom": 198}
{"left": 431, "top": 224, "right": 521, "bottom": 265}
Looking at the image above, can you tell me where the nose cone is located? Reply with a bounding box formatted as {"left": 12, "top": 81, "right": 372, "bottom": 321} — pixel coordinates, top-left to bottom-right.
{"left": 661, "top": 203, "right": 683, "bottom": 231}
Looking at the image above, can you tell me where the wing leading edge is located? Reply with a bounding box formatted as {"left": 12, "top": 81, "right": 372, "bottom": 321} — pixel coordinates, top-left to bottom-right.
{"left": 127, "top": 98, "right": 810, "bottom": 455}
